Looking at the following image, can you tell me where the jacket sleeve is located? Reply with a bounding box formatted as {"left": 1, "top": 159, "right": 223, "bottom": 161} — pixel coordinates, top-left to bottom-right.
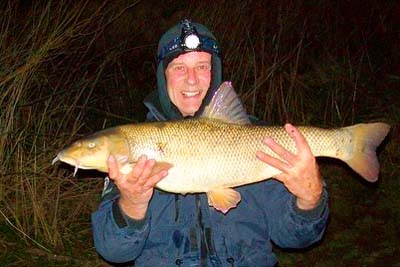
{"left": 91, "top": 178, "right": 151, "bottom": 263}
{"left": 262, "top": 179, "right": 329, "bottom": 249}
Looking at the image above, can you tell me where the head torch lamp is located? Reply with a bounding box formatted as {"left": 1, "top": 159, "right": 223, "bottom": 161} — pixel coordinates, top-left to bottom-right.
{"left": 157, "top": 19, "right": 220, "bottom": 63}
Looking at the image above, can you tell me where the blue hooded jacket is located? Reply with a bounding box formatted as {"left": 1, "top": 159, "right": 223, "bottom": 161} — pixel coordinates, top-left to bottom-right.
{"left": 91, "top": 20, "right": 329, "bottom": 267}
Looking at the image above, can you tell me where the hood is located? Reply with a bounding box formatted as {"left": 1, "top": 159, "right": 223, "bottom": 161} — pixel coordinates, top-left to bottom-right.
{"left": 151, "top": 19, "right": 223, "bottom": 120}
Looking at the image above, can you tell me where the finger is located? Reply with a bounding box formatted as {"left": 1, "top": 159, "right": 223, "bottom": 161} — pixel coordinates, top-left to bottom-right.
{"left": 107, "top": 155, "right": 120, "bottom": 179}
{"left": 262, "top": 137, "right": 296, "bottom": 163}
{"left": 131, "top": 155, "right": 148, "bottom": 178}
{"left": 285, "top": 123, "right": 312, "bottom": 157}
{"left": 143, "top": 169, "right": 169, "bottom": 189}
{"left": 136, "top": 159, "right": 156, "bottom": 186}
{"left": 256, "top": 150, "right": 291, "bottom": 172}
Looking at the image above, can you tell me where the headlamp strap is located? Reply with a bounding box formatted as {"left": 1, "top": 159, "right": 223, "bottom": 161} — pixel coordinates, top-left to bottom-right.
{"left": 181, "top": 19, "right": 193, "bottom": 32}
{"left": 157, "top": 19, "right": 220, "bottom": 62}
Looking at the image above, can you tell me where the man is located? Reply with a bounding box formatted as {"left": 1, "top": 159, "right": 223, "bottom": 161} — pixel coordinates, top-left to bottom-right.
{"left": 92, "top": 19, "right": 328, "bottom": 266}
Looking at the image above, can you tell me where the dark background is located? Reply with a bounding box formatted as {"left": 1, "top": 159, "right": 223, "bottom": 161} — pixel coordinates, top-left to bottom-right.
{"left": 0, "top": 1, "right": 399, "bottom": 266}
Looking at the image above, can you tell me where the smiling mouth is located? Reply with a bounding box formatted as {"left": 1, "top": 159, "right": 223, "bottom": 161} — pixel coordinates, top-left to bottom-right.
{"left": 181, "top": 91, "right": 201, "bottom": 97}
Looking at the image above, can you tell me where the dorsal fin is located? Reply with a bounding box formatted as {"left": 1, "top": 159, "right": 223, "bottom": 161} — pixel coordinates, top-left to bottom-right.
{"left": 201, "top": 81, "right": 250, "bottom": 124}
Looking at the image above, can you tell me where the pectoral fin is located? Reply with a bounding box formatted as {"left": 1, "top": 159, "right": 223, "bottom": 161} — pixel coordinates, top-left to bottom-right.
{"left": 207, "top": 188, "right": 241, "bottom": 214}
{"left": 150, "top": 162, "right": 173, "bottom": 176}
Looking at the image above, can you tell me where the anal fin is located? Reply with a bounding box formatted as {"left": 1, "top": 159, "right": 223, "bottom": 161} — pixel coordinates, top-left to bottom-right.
{"left": 207, "top": 188, "right": 241, "bottom": 214}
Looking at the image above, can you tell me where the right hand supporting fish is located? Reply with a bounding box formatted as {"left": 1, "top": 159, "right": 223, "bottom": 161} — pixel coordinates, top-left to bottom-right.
{"left": 256, "top": 123, "right": 323, "bottom": 210}
{"left": 107, "top": 155, "right": 170, "bottom": 220}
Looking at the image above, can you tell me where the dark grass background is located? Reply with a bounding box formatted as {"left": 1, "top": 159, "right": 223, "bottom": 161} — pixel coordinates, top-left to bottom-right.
{"left": 0, "top": 0, "right": 399, "bottom": 266}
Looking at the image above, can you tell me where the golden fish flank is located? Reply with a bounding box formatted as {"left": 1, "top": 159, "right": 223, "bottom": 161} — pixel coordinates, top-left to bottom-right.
{"left": 53, "top": 81, "right": 390, "bottom": 214}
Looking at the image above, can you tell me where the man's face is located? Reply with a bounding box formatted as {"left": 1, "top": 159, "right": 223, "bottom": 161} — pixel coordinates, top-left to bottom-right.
{"left": 165, "top": 51, "right": 212, "bottom": 117}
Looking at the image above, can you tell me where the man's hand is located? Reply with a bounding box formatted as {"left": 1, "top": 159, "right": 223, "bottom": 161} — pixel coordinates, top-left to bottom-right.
{"left": 256, "top": 123, "right": 323, "bottom": 210}
{"left": 107, "top": 155, "right": 170, "bottom": 220}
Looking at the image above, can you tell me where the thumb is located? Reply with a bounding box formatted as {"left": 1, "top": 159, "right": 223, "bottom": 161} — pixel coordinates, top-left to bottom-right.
{"left": 273, "top": 173, "right": 289, "bottom": 185}
{"left": 107, "top": 155, "right": 119, "bottom": 179}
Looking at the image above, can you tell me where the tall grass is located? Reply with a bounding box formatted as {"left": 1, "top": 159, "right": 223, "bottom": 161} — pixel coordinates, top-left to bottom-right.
{"left": 0, "top": 1, "right": 140, "bottom": 265}
{"left": 0, "top": 0, "right": 398, "bottom": 266}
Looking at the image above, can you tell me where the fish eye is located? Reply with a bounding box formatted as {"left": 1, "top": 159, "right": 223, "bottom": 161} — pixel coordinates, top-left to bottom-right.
{"left": 88, "top": 142, "right": 96, "bottom": 149}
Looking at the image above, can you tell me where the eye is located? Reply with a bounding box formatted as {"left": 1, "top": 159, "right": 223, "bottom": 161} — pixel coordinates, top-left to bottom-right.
{"left": 88, "top": 142, "right": 96, "bottom": 149}
{"left": 174, "top": 65, "right": 185, "bottom": 72}
{"left": 197, "top": 64, "right": 211, "bottom": 71}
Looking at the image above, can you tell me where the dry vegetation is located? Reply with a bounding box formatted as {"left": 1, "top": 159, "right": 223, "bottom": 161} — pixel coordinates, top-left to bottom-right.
{"left": 0, "top": 0, "right": 399, "bottom": 266}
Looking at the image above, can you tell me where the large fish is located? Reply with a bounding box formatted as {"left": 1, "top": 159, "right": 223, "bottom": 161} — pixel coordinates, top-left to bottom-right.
{"left": 53, "top": 81, "right": 390, "bottom": 213}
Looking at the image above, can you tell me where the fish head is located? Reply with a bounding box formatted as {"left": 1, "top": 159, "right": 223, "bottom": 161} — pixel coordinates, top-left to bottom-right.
{"left": 53, "top": 128, "right": 129, "bottom": 175}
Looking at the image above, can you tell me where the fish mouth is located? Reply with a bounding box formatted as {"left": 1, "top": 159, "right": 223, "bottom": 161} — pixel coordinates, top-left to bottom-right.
{"left": 51, "top": 156, "right": 59, "bottom": 165}
{"left": 52, "top": 154, "right": 81, "bottom": 176}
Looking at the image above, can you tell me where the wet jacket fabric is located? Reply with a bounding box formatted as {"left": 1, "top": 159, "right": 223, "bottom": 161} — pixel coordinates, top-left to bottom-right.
{"left": 91, "top": 97, "right": 330, "bottom": 267}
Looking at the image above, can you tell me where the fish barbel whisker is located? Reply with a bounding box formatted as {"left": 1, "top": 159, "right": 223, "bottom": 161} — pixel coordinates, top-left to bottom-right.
{"left": 73, "top": 165, "right": 78, "bottom": 176}
{"left": 52, "top": 156, "right": 59, "bottom": 165}
{"left": 53, "top": 154, "right": 81, "bottom": 176}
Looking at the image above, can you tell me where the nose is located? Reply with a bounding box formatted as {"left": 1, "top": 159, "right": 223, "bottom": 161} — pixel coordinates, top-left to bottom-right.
{"left": 186, "top": 67, "right": 198, "bottom": 85}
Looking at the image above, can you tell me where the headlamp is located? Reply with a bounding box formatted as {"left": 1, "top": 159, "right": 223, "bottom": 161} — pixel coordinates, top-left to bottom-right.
{"left": 157, "top": 19, "right": 220, "bottom": 63}
{"left": 183, "top": 33, "right": 201, "bottom": 50}
{"left": 180, "top": 19, "right": 201, "bottom": 50}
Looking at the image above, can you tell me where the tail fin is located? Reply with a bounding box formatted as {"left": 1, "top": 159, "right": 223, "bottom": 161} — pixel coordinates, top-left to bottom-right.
{"left": 345, "top": 122, "right": 390, "bottom": 182}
